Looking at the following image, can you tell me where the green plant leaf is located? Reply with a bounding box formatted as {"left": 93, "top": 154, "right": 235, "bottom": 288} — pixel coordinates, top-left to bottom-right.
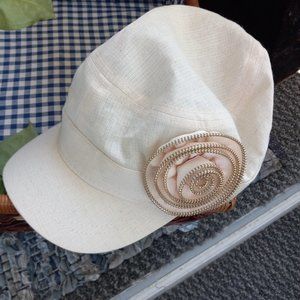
{"left": 0, "top": 123, "right": 38, "bottom": 194}
{"left": 0, "top": 0, "right": 55, "bottom": 30}
{"left": 0, "top": 176, "right": 5, "bottom": 194}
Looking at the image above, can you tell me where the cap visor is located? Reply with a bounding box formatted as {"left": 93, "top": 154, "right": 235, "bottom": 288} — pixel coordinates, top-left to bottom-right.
{"left": 3, "top": 124, "right": 173, "bottom": 253}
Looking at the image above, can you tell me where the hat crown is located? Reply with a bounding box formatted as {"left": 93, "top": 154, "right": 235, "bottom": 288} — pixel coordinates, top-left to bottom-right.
{"left": 62, "top": 5, "right": 272, "bottom": 178}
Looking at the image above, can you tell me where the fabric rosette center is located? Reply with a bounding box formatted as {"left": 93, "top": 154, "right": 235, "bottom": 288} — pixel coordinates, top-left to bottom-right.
{"left": 144, "top": 131, "right": 246, "bottom": 216}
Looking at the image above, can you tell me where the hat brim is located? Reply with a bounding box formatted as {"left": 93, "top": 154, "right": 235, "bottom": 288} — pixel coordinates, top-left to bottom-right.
{"left": 3, "top": 124, "right": 173, "bottom": 253}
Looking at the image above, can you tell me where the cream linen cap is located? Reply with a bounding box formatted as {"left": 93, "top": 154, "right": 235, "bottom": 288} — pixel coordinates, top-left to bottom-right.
{"left": 3, "top": 5, "right": 273, "bottom": 253}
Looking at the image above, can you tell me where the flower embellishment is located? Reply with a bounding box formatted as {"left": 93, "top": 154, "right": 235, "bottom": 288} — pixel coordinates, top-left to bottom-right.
{"left": 144, "top": 131, "right": 246, "bottom": 216}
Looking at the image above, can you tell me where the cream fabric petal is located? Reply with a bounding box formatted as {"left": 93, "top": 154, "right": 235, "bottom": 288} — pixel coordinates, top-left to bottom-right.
{"left": 202, "top": 153, "right": 232, "bottom": 182}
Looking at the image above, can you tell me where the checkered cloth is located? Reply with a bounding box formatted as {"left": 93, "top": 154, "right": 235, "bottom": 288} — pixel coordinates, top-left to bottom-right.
{"left": 0, "top": 0, "right": 182, "bottom": 140}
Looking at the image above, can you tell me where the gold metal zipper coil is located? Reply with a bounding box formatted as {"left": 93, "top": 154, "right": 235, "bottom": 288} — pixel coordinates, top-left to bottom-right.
{"left": 143, "top": 132, "right": 246, "bottom": 217}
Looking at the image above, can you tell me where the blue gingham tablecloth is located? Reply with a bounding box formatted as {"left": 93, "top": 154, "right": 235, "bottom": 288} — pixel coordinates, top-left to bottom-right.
{"left": 0, "top": 0, "right": 182, "bottom": 140}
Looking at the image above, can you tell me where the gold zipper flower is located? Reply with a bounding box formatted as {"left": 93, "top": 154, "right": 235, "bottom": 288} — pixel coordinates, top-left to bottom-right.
{"left": 144, "top": 131, "right": 246, "bottom": 216}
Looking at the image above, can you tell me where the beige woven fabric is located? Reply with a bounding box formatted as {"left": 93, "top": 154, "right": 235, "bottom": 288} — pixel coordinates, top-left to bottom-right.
{"left": 3, "top": 5, "right": 273, "bottom": 253}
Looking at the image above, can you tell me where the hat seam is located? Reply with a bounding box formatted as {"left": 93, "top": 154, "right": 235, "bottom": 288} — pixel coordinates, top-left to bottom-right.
{"left": 226, "top": 36, "right": 256, "bottom": 112}
{"left": 62, "top": 110, "right": 143, "bottom": 173}
{"left": 57, "top": 131, "right": 141, "bottom": 203}
{"left": 88, "top": 56, "right": 228, "bottom": 121}
{"left": 231, "top": 39, "right": 269, "bottom": 116}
